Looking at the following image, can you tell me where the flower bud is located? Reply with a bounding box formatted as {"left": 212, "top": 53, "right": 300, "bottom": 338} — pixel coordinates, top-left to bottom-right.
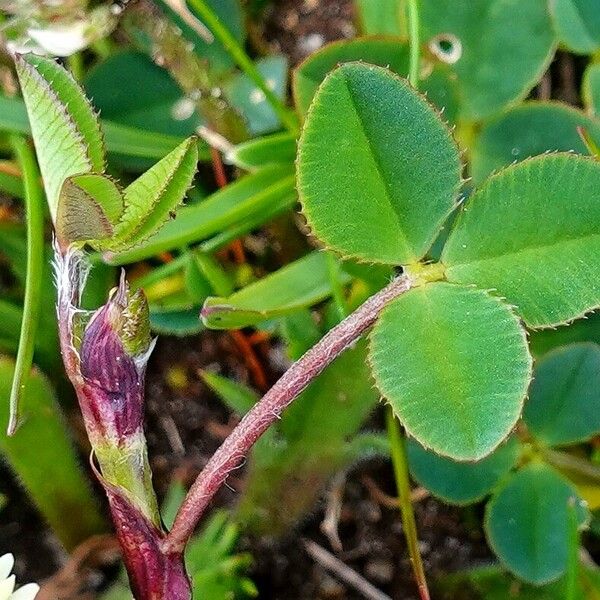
{"left": 78, "top": 274, "right": 153, "bottom": 446}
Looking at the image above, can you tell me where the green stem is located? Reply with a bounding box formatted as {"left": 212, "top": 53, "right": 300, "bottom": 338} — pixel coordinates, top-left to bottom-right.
{"left": 565, "top": 500, "right": 580, "bottom": 600}
{"left": 385, "top": 407, "right": 430, "bottom": 600}
{"left": 326, "top": 252, "right": 347, "bottom": 321}
{"left": 7, "top": 136, "right": 45, "bottom": 435}
{"left": 406, "top": 0, "right": 420, "bottom": 88}
{"left": 185, "top": 0, "right": 299, "bottom": 134}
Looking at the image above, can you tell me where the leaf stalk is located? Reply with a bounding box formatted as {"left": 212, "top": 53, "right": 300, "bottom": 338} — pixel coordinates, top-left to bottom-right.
{"left": 166, "top": 273, "right": 413, "bottom": 552}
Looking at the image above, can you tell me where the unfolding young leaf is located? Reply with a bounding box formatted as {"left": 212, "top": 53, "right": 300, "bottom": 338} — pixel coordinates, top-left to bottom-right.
{"left": 111, "top": 137, "right": 198, "bottom": 249}
{"left": 370, "top": 282, "right": 531, "bottom": 460}
{"left": 443, "top": 154, "right": 600, "bottom": 328}
{"left": 15, "top": 54, "right": 105, "bottom": 221}
{"left": 56, "top": 174, "right": 124, "bottom": 247}
{"left": 297, "top": 63, "right": 461, "bottom": 265}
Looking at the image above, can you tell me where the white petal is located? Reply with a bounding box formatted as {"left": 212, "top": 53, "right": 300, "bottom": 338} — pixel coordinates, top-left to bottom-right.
{"left": 0, "top": 574, "right": 16, "bottom": 599}
{"left": 27, "top": 22, "right": 89, "bottom": 57}
{"left": 11, "top": 583, "right": 40, "bottom": 600}
{"left": 0, "top": 555, "right": 14, "bottom": 580}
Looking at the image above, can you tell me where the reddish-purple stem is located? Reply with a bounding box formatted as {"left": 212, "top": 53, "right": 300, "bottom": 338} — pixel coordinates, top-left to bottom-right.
{"left": 165, "top": 273, "right": 413, "bottom": 553}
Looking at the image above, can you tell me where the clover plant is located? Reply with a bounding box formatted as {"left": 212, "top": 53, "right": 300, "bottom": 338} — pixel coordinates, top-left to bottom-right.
{"left": 6, "top": 0, "right": 600, "bottom": 598}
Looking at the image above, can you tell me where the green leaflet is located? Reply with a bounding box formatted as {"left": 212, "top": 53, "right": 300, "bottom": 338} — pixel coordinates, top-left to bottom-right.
{"left": 549, "top": 0, "right": 600, "bottom": 54}
{"left": 293, "top": 38, "right": 410, "bottom": 115}
{"left": 202, "top": 251, "right": 351, "bottom": 329}
{"left": 471, "top": 102, "right": 600, "bottom": 183}
{"left": 443, "top": 154, "right": 600, "bottom": 328}
{"left": 420, "top": 0, "right": 555, "bottom": 120}
{"left": 0, "top": 357, "right": 105, "bottom": 549}
{"left": 407, "top": 436, "right": 520, "bottom": 505}
{"left": 524, "top": 343, "right": 600, "bottom": 447}
{"left": 14, "top": 54, "right": 105, "bottom": 221}
{"left": 292, "top": 37, "right": 459, "bottom": 122}
{"left": 112, "top": 137, "right": 198, "bottom": 249}
{"left": 369, "top": 282, "right": 531, "bottom": 460}
{"left": 297, "top": 63, "right": 461, "bottom": 265}
{"left": 57, "top": 174, "right": 124, "bottom": 247}
{"left": 485, "top": 462, "right": 589, "bottom": 585}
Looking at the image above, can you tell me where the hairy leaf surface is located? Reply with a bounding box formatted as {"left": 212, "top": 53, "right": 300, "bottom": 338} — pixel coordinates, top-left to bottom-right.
{"left": 370, "top": 282, "right": 531, "bottom": 460}
{"left": 15, "top": 54, "right": 105, "bottom": 220}
{"left": 112, "top": 137, "right": 198, "bottom": 248}
{"left": 443, "top": 155, "right": 600, "bottom": 328}
{"left": 297, "top": 63, "right": 461, "bottom": 265}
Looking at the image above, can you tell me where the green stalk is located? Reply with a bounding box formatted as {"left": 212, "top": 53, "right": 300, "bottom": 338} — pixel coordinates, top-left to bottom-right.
{"left": 326, "top": 252, "right": 347, "bottom": 321}
{"left": 385, "top": 2, "right": 429, "bottom": 598}
{"left": 185, "top": 0, "right": 299, "bottom": 134}
{"left": 406, "top": 0, "right": 420, "bottom": 88}
{"left": 7, "top": 135, "right": 45, "bottom": 435}
{"left": 385, "top": 407, "right": 430, "bottom": 600}
{"left": 564, "top": 500, "right": 580, "bottom": 600}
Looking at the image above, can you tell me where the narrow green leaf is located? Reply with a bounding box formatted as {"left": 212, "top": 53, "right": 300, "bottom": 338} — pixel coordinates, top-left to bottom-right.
{"left": 485, "top": 462, "right": 589, "bottom": 585}
{"left": 443, "top": 154, "right": 600, "bottom": 328}
{"left": 549, "top": 0, "right": 600, "bottom": 54}
{"left": 111, "top": 137, "right": 198, "bottom": 248}
{"left": 407, "top": 437, "right": 520, "bottom": 505}
{"left": 369, "top": 282, "right": 532, "bottom": 460}
{"left": 105, "top": 165, "right": 294, "bottom": 264}
{"left": 200, "top": 371, "right": 258, "bottom": 415}
{"left": 524, "top": 343, "right": 600, "bottom": 446}
{"left": 14, "top": 54, "right": 105, "bottom": 221}
{"left": 7, "top": 135, "right": 45, "bottom": 436}
{"left": 420, "top": 0, "right": 555, "bottom": 120}
{"left": 297, "top": 63, "right": 461, "bottom": 265}
{"left": 202, "top": 252, "right": 351, "bottom": 329}
{"left": 226, "top": 132, "right": 296, "bottom": 170}
{"left": 0, "top": 357, "right": 105, "bottom": 549}
{"left": 471, "top": 102, "right": 600, "bottom": 183}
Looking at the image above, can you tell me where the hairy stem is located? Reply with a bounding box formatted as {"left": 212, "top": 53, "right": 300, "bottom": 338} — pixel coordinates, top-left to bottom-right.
{"left": 385, "top": 407, "right": 430, "bottom": 600}
{"left": 7, "top": 135, "right": 45, "bottom": 435}
{"left": 165, "top": 274, "right": 413, "bottom": 552}
{"left": 185, "top": 0, "right": 299, "bottom": 134}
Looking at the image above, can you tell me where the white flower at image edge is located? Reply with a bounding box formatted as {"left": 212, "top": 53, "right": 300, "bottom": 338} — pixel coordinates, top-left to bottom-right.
{"left": 0, "top": 555, "right": 39, "bottom": 600}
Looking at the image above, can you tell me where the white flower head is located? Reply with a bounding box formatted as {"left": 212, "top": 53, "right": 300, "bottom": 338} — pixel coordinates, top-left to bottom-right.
{"left": 0, "top": 555, "right": 39, "bottom": 600}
